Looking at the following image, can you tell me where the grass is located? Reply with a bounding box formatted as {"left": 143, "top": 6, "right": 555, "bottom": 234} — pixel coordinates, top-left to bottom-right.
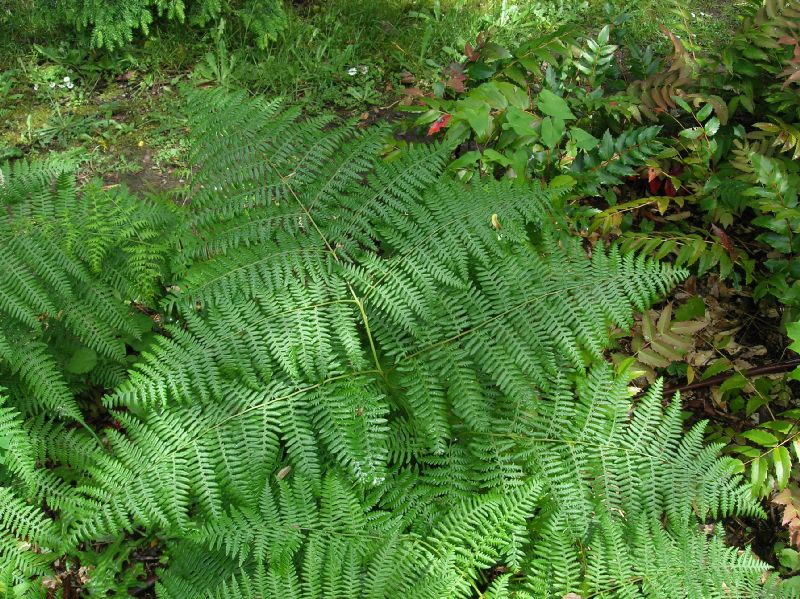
{"left": 0, "top": 0, "right": 745, "bottom": 188}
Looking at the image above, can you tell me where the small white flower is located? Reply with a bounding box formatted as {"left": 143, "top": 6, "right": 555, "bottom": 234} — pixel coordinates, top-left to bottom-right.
{"left": 691, "top": 11, "right": 696, "bottom": 17}
{"left": 66, "top": 82, "right": 74, "bottom": 89}
{"left": 58, "top": 84, "right": 64, "bottom": 89}
{"left": 49, "top": 82, "right": 56, "bottom": 88}
{"left": 63, "top": 76, "right": 70, "bottom": 82}
{"left": 33, "top": 84, "right": 38, "bottom": 91}
{"left": 347, "top": 67, "right": 358, "bottom": 76}
{"left": 358, "top": 65, "right": 368, "bottom": 75}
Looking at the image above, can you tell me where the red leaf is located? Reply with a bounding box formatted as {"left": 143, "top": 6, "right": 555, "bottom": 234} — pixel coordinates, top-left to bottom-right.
{"left": 465, "top": 42, "right": 480, "bottom": 62}
{"left": 711, "top": 223, "right": 738, "bottom": 261}
{"left": 427, "top": 114, "right": 452, "bottom": 136}
{"left": 668, "top": 164, "right": 684, "bottom": 176}
{"left": 664, "top": 179, "right": 677, "bottom": 197}
{"left": 444, "top": 62, "right": 467, "bottom": 93}
{"left": 649, "top": 177, "right": 661, "bottom": 195}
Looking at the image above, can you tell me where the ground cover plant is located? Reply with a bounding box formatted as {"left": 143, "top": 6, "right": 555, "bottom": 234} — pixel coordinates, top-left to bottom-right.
{"left": 0, "top": 87, "right": 783, "bottom": 598}
{"left": 2, "top": 0, "right": 800, "bottom": 596}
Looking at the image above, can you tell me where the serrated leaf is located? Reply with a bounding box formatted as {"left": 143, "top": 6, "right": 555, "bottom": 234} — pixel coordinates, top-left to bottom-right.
{"left": 598, "top": 129, "right": 614, "bottom": 160}
{"left": 540, "top": 116, "right": 565, "bottom": 149}
{"left": 742, "top": 429, "right": 779, "bottom": 447}
{"left": 537, "top": 89, "right": 576, "bottom": 120}
{"left": 495, "top": 82, "right": 529, "bottom": 109}
{"left": 570, "top": 127, "right": 599, "bottom": 150}
{"left": 680, "top": 127, "right": 704, "bottom": 140}
{"left": 719, "top": 372, "right": 748, "bottom": 394}
{"left": 775, "top": 445, "right": 792, "bottom": 490}
{"left": 657, "top": 303, "right": 673, "bottom": 334}
{"left": 482, "top": 42, "right": 512, "bottom": 61}
{"left": 641, "top": 312, "right": 656, "bottom": 342}
{"left": 704, "top": 117, "right": 720, "bottom": 136}
{"left": 752, "top": 456, "right": 768, "bottom": 488}
{"left": 673, "top": 96, "right": 692, "bottom": 113}
{"left": 449, "top": 150, "right": 481, "bottom": 170}
{"left": 670, "top": 320, "right": 707, "bottom": 335}
{"left": 650, "top": 339, "right": 684, "bottom": 361}
{"left": 702, "top": 358, "right": 731, "bottom": 380}
{"left": 652, "top": 238, "right": 676, "bottom": 259}
{"left": 675, "top": 296, "right": 705, "bottom": 321}
{"left": 696, "top": 103, "right": 713, "bottom": 121}
{"left": 637, "top": 348, "right": 671, "bottom": 368}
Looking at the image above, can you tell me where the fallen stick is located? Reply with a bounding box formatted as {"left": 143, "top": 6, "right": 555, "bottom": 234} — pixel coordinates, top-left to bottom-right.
{"left": 661, "top": 359, "right": 800, "bottom": 397}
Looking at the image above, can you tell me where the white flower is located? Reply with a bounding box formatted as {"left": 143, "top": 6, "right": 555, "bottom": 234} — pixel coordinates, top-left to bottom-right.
{"left": 33, "top": 84, "right": 38, "bottom": 91}
{"left": 347, "top": 67, "right": 358, "bottom": 76}
{"left": 358, "top": 65, "right": 368, "bottom": 75}
{"left": 691, "top": 11, "right": 696, "bottom": 17}
{"left": 63, "top": 76, "right": 70, "bottom": 82}
{"left": 49, "top": 82, "right": 56, "bottom": 88}
{"left": 66, "top": 82, "right": 74, "bottom": 89}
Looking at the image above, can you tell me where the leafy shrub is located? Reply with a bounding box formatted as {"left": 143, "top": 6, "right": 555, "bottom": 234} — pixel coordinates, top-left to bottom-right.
{"left": 404, "top": 0, "right": 800, "bottom": 307}
{"left": 64, "top": 0, "right": 287, "bottom": 50}
{"left": 0, "top": 89, "right": 783, "bottom": 596}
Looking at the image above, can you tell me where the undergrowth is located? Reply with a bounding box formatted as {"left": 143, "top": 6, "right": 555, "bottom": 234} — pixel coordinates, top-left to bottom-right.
{"left": 2, "top": 0, "right": 800, "bottom": 595}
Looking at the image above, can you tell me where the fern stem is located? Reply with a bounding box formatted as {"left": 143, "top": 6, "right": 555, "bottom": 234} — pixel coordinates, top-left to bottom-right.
{"left": 350, "top": 292, "right": 385, "bottom": 377}
{"left": 263, "top": 153, "right": 386, "bottom": 376}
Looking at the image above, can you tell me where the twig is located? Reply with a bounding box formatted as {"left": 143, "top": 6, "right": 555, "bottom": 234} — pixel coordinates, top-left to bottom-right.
{"left": 661, "top": 359, "right": 800, "bottom": 397}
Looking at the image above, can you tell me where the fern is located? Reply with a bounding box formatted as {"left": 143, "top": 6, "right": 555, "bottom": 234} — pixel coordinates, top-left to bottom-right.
{"left": 0, "top": 91, "right": 780, "bottom": 596}
{"left": 64, "top": 0, "right": 287, "bottom": 50}
{"left": 0, "top": 162, "right": 174, "bottom": 423}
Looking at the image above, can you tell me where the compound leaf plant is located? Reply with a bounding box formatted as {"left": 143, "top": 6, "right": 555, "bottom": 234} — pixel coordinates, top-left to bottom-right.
{"left": 0, "top": 89, "right": 787, "bottom": 597}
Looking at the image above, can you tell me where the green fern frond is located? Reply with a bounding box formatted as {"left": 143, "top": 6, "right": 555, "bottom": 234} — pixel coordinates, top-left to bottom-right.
{"left": 0, "top": 92, "right": 775, "bottom": 597}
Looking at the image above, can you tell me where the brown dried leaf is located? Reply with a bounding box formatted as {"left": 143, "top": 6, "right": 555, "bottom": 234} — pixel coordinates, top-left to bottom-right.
{"left": 773, "top": 486, "right": 800, "bottom": 548}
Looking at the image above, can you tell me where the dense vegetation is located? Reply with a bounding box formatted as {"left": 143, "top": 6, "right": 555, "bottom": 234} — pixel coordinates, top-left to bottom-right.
{"left": 1, "top": 0, "right": 800, "bottom": 596}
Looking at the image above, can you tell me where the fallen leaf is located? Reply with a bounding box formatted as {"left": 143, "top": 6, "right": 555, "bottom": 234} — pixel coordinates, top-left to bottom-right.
{"left": 774, "top": 486, "right": 800, "bottom": 548}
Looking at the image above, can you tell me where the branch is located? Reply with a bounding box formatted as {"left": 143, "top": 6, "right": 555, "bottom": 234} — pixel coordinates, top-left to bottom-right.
{"left": 661, "top": 359, "right": 800, "bottom": 397}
